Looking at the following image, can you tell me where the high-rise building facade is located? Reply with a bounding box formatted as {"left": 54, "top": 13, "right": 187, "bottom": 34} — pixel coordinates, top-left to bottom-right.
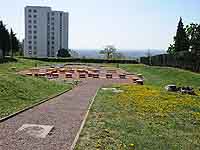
{"left": 24, "top": 6, "right": 69, "bottom": 57}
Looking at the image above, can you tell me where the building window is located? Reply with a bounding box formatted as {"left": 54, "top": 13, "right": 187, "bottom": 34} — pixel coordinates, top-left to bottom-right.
{"left": 28, "top": 20, "right": 32, "bottom": 23}
{"left": 28, "top": 9, "right": 32, "bottom": 13}
{"left": 28, "top": 15, "right": 32, "bottom": 18}
{"left": 33, "top": 36, "right": 37, "bottom": 39}
{"left": 51, "top": 12, "right": 55, "bottom": 16}
{"left": 28, "top": 25, "right": 32, "bottom": 28}
{"left": 52, "top": 46, "right": 54, "bottom": 49}
{"left": 28, "top": 41, "right": 32, "bottom": 44}
{"left": 51, "top": 22, "right": 54, "bottom": 26}
{"left": 33, "top": 15, "right": 37, "bottom": 18}
{"left": 28, "top": 36, "right": 32, "bottom": 39}
{"left": 33, "top": 31, "right": 37, "bottom": 34}
{"left": 29, "top": 46, "right": 32, "bottom": 50}
{"left": 52, "top": 41, "right": 55, "bottom": 44}
{"left": 33, "top": 20, "right": 37, "bottom": 24}
{"left": 34, "top": 41, "right": 37, "bottom": 44}
{"left": 33, "top": 9, "right": 37, "bottom": 13}
{"left": 28, "top": 30, "right": 32, "bottom": 34}
{"left": 51, "top": 27, "right": 54, "bottom": 30}
{"left": 51, "top": 36, "right": 54, "bottom": 40}
{"left": 28, "top": 51, "right": 32, "bottom": 54}
{"left": 33, "top": 51, "right": 37, "bottom": 55}
{"left": 51, "top": 17, "right": 54, "bottom": 21}
{"left": 34, "top": 25, "right": 37, "bottom": 29}
{"left": 34, "top": 46, "right": 37, "bottom": 50}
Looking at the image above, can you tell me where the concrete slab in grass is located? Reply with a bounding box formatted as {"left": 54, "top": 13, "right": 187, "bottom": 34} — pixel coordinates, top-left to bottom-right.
{"left": 16, "top": 124, "right": 54, "bottom": 138}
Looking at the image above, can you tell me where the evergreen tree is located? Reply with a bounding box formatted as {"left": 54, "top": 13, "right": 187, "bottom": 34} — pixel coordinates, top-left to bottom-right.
{"left": 0, "top": 21, "right": 20, "bottom": 58}
{"left": 0, "top": 21, "right": 10, "bottom": 57}
{"left": 174, "top": 17, "right": 189, "bottom": 52}
{"left": 10, "top": 28, "right": 20, "bottom": 57}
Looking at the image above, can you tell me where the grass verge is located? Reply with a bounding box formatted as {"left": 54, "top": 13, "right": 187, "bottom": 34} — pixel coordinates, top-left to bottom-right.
{"left": 120, "top": 64, "right": 200, "bottom": 88}
{"left": 0, "top": 58, "right": 71, "bottom": 119}
{"left": 75, "top": 64, "right": 200, "bottom": 150}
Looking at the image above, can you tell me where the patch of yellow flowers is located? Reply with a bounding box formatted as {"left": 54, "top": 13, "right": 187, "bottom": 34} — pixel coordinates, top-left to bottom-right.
{"left": 114, "top": 85, "right": 200, "bottom": 120}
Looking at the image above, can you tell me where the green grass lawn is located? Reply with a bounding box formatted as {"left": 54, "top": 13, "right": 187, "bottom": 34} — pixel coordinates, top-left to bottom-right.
{"left": 0, "top": 58, "right": 71, "bottom": 119}
{"left": 75, "top": 64, "right": 200, "bottom": 150}
{"left": 120, "top": 64, "right": 200, "bottom": 88}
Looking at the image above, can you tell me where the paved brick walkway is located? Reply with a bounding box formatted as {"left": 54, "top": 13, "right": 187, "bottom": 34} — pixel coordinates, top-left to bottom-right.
{"left": 0, "top": 79, "right": 131, "bottom": 150}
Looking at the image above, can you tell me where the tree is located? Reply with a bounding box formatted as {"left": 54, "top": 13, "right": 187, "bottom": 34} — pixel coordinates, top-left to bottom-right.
{"left": 100, "top": 45, "right": 116, "bottom": 59}
{"left": 192, "top": 25, "right": 200, "bottom": 56}
{"left": 69, "top": 49, "right": 79, "bottom": 58}
{"left": 167, "top": 43, "right": 176, "bottom": 54}
{"left": 10, "top": 28, "right": 20, "bottom": 57}
{"left": 174, "top": 17, "right": 189, "bottom": 52}
{"left": 57, "top": 49, "right": 71, "bottom": 57}
{"left": 0, "top": 21, "right": 20, "bottom": 58}
{"left": 186, "top": 23, "right": 200, "bottom": 56}
{"left": 0, "top": 21, "right": 10, "bottom": 57}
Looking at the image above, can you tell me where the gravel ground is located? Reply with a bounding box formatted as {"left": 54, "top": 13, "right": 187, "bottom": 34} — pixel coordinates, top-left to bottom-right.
{"left": 0, "top": 78, "right": 132, "bottom": 150}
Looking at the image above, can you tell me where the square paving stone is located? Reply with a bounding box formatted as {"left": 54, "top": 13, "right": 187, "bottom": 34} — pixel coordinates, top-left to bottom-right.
{"left": 16, "top": 124, "right": 54, "bottom": 138}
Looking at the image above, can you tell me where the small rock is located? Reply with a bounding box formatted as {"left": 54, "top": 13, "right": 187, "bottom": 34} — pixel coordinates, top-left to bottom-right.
{"left": 165, "top": 85, "right": 177, "bottom": 92}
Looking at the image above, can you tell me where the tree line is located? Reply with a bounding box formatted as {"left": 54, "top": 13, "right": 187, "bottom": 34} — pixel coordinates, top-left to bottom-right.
{"left": 0, "top": 20, "right": 20, "bottom": 58}
{"left": 167, "top": 17, "right": 200, "bottom": 56}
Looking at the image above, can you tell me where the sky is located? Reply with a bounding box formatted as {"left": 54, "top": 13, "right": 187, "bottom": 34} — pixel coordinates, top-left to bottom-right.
{"left": 0, "top": 0, "right": 200, "bottom": 50}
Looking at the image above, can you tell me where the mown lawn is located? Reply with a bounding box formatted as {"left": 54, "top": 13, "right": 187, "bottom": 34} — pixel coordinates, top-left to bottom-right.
{"left": 0, "top": 58, "right": 71, "bottom": 119}
{"left": 75, "top": 64, "right": 200, "bottom": 150}
{"left": 120, "top": 64, "right": 200, "bottom": 88}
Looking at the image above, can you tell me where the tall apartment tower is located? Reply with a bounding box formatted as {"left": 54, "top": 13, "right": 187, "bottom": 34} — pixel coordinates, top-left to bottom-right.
{"left": 24, "top": 6, "right": 69, "bottom": 58}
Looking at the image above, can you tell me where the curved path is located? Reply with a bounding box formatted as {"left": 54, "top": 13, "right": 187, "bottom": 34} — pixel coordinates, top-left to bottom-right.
{"left": 0, "top": 78, "right": 131, "bottom": 150}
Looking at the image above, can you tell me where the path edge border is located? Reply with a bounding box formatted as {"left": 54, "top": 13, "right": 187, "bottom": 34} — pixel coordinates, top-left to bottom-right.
{"left": 0, "top": 87, "right": 73, "bottom": 123}
{"left": 70, "top": 87, "right": 100, "bottom": 150}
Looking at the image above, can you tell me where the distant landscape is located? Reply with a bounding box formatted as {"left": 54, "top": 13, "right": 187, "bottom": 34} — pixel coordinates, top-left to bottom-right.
{"left": 75, "top": 49, "right": 166, "bottom": 59}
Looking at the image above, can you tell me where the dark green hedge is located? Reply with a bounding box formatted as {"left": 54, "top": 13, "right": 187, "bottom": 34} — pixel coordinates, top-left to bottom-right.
{"left": 0, "top": 57, "right": 17, "bottom": 64}
{"left": 140, "top": 54, "right": 200, "bottom": 72}
{"left": 23, "top": 57, "right": 139, "bottom": 64}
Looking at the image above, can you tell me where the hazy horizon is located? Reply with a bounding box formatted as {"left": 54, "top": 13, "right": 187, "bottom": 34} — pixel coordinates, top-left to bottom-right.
{"left": 73, "top": 48, "right": 166, "bottom": 59}
{"left": 0, "top": 0, "right": 199, "bottom": 50}
{"left": 73, "top": 48, "right": 166, "bottom": 51}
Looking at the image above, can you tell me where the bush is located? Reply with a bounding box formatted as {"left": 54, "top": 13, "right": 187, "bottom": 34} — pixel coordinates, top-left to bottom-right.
{"left": 23, "top": 57, "right": 139, "bottom": 64}
{"left": 57, "top": 49, "right": 71, "bottom": 57}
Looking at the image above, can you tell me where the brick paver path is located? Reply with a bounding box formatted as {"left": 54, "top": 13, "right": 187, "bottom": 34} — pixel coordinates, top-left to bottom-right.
{"left": 0, "top": 78, "right": 131, "bottom": 150}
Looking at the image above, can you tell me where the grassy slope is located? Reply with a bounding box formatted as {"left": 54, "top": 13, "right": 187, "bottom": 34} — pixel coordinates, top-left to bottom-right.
{"left": 120, "top": 64, "right": 200, "bottom": 88}
{"left": 0, "top": 58, "right": 71, "bottom": 118}
{"left": 75, "top": 64, "right": 200, "bottom": 150}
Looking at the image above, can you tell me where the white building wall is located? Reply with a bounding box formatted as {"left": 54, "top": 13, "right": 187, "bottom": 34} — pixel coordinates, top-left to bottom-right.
{"left": 24, "top": 6, "right": 69, "bottom": 58}
{"left": 48, "top": 11, "right": 69, "bottom": 57}
{"left": 50, "top": 11, "right": 60, "bottom": 57}
{"left": 62, "top": 12, "right": 69, "bottom": 50}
